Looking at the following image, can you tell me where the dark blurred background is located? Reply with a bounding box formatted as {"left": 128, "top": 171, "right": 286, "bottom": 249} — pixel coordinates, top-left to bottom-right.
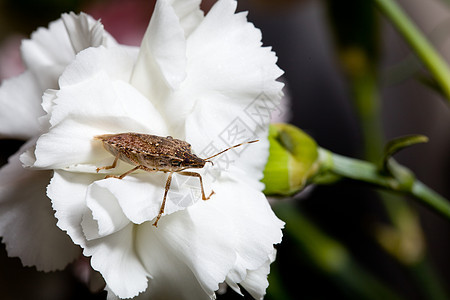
{"left": 0, "top": 0, "right": 449, "bottom": 299}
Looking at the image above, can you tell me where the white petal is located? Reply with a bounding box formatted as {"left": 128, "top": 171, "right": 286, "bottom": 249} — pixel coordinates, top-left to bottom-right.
{"left": 107, "top": 284, "right": 153, "bottom": 300}
{"left": 55, "top": 71, "right": 156, "bottom": 132}
{"left": 49, "top": 171, "right": 150, "bottom": 299}
{"left": 34, "top": 88, "right": 58, "bottom": 135}
{"left": 47, "top": 170, "right": 98, "bottom": 247}
{"left": 59, "top": 45, "right": 139, "bottom": 87}
{"left": 136, "top": 203, "right": 237, "bottom": 299}
{"left": 49, "top": 173, "right": 150, "bottom": 298}
{"left": 85, "top": 223, "right": 150, "bottom": 299}
{"left": 157, "top": 202, "right": 236, "bottom": 295}
{"left": 0, "top": 148, "right": 80, "bottom": 271}
{"left": 20, "top": 19, "right": 73, "bottom": 90}
{"left": 82, "top": 181, "right": 130, "bottom": 240}
{"left": 224, "top": 278, "right": 243, "bottom": 297}
{"left": 170, "top": 0, "right": 204, "bottom": 37}
{"left": 19, "top": 139, "right": 37, "bottom": 167}
{"left": 137, "top": 242, "right": 210, "bottom": 300}
{"left": 212, "top": 177, "right": 283, "bottom": 279}
{"left": 225, "top": 256, "right": 272, "bottom": 300}
{"left": 61, "top": 12, "right": 117, "bottom": 53}
{"left": 131, "top": 0, "right": 187, "bottom": 100}
{"left": 41, "top": 88, "right": 58, "bottom": 116}
{"left": 0, "top": 71, "right": 44, "bottom": 139}
{"left": 185, "top": 0, "right": 283, "bottom": 97}
{"left": 21, "top": 12, "right": 116, "bottom": 90}
{"left": 239, "top": 253, "right": 275, "bottom": 300}
{"left": 137, "top": 224, "right": 210, "bottom": 300}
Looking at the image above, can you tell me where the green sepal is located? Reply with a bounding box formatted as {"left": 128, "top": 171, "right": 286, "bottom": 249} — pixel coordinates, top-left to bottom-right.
{"left": 262, "top": 123, "right": 319, "bottom": 196}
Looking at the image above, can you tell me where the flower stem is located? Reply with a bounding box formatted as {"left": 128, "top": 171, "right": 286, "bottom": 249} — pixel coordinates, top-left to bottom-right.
{"left": 373, "top": 0, "right": 450, "bottom": 102}
{"left": 318, "top": 149, "right": 450, "bottom": 220}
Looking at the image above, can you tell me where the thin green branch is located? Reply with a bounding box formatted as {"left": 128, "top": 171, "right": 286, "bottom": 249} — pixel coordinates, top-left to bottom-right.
{"left": 412, "top": 181, "right": 450, "bottom": 219}
{"left": 374, "top": 0, "right": 450, "bottom": 102}
{"left": 318, "top": 149, "right": 450, "bottom": 220}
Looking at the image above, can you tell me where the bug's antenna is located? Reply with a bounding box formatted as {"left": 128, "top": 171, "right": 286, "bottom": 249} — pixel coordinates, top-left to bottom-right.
{"left": 205, "top": 140, "right": 259, "bottom": 161}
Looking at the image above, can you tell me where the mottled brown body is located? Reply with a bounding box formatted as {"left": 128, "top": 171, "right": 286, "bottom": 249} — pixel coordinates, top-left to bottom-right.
{"left": 94, "top": 132, "right": 257, "bottom": 227}
{"left": 95, "top": 133, "right": 206, "bottom": 172}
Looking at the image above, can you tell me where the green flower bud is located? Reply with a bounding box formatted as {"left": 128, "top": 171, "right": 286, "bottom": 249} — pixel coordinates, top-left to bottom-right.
{"left": 262, "top": 123, "right": 319, "bottom": 196}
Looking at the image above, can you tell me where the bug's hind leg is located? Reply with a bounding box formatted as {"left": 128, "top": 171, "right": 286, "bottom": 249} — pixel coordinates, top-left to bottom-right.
{"left": 99, "top": 154, "right": 153, "bottom": 179}
{"left": 153, "top": 172, "right": 173, "bottom": 227}
{"left": 177, "top": 171, "right": 215, "bottom": 200}
{"left": 105, "top": 165, "right": 142, "bottom": 179}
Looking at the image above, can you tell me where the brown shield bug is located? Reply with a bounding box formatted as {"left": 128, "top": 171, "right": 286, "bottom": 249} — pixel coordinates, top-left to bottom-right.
{"left": 94, "top": 133, "right": 258, "bottom": 227}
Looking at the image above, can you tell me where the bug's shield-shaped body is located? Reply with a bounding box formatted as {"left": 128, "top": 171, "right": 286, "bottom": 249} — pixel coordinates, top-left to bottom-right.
{"left": 94, "top": 133, "right": 206, "bottom": 172}
{"left": 94, "top": 133, "right": 214, "bottom": 227}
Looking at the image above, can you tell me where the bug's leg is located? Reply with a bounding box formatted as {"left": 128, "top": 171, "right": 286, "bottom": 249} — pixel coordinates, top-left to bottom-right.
{"left": 153, "top": 172, "right": 173, "bottom": 227}
{"left": 96, "top": 153, "right": 120, "bottom": 173}
{"left": 105, "top": 165, "right": 141, "bottom": 179}
{"left": 177, "top": 171, "right": 215, "bottom": 200}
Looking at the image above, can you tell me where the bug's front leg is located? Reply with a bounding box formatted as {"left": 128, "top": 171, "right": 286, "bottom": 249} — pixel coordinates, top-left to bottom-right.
{"left": 177, "top": 171, "right": 215, "bottom": 201}
{"left": 153, "top": 172, "right": 173, "bottom": 227}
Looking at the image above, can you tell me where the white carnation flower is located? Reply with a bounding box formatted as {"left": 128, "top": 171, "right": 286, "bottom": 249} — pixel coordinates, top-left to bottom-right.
{"left": 0, "top": 0, "right": 284, "bottom": 299}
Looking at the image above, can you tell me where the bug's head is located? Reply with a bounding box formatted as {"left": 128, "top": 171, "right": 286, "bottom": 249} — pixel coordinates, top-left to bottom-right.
{"left": 171, "top": 153, "right": 206, "bottom": 170}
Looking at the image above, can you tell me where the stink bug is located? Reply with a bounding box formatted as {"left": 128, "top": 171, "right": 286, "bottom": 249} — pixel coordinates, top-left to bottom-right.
{"left": 94, "top": 133, "right": 258, "bottom": 227}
